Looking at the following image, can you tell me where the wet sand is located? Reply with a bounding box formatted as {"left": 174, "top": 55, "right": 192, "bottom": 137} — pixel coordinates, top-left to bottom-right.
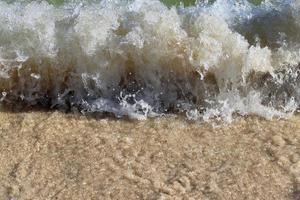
{"left": 0, "top": 111, "right": 299, "bottom": 200}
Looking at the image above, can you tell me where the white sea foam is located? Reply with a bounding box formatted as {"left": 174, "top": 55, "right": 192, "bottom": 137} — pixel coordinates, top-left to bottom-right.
{"left": 0, "top": 0, "right": 300, "bottom": 121}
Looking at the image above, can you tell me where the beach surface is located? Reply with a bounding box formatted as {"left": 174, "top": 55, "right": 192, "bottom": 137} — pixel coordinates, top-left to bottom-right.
{"left": 0, "top": 111, "right": 299, "bottom": 200}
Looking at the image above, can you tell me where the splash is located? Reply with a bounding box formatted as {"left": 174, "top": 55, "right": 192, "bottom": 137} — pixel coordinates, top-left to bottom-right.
{"left": 0, "top": 0, "right": 300, "bottom": 121}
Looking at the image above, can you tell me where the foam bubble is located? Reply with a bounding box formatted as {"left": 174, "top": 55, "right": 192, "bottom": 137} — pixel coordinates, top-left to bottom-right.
{"left": 0, "top": 0, "right": 299, "bottom": 121}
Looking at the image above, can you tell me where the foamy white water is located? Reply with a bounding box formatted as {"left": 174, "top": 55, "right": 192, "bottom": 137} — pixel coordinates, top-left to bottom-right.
{"left": 0, "top": 0, "right": 300, "bottom": 121}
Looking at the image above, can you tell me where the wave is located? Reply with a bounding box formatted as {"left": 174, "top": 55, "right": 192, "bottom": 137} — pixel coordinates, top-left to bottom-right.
{"left": 0, "top": 0, "right": 300, "bottom": 121}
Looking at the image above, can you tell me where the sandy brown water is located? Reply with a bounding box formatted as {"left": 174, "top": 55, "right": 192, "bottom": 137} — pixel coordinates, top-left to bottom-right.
{"left": 0, "top": 111, "right": 299, "bottom": 200}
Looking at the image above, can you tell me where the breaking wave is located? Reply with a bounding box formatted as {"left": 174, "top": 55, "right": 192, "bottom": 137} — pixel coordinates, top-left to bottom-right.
{"left": 1, "top": 0, "right": 300, "bottom": 121}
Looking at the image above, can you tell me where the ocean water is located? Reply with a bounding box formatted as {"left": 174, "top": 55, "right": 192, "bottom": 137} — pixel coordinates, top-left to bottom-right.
{"left": 0, "top": 0, "right": 300, "bottom": 121}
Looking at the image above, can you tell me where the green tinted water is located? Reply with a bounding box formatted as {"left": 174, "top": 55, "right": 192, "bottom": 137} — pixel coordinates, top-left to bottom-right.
{"left": 3, "top": 0, "right": 264, "bottom": 7}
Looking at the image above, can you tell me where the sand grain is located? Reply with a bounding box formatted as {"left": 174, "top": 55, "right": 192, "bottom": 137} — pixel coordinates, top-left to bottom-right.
{"left": 0, "top": 112, "right": 299, "bottom": 199}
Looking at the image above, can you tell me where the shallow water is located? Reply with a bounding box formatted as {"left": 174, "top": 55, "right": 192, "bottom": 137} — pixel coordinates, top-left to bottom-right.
{"left": 0, "top": 111, "right": 298, "bottom": 199}
{"left": 0, "top": 0, "right": 300, "bottom": 121}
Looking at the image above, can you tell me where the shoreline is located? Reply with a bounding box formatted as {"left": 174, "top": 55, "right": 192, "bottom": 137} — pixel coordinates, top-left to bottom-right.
{"left": 0, "top": 111, "right": 299, "bottom": 199}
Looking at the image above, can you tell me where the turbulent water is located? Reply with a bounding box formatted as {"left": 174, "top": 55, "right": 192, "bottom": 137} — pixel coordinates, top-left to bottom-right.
{"left": 0, "top": 0, "right": 300, "bottom": 121}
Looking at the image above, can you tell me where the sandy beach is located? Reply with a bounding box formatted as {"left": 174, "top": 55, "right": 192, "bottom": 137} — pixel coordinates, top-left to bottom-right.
{"left": 1, "top": 0, "right": 300, "bottom": 199}
{"left": 0, "top": 111, "right": 298, "bottom": 199}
